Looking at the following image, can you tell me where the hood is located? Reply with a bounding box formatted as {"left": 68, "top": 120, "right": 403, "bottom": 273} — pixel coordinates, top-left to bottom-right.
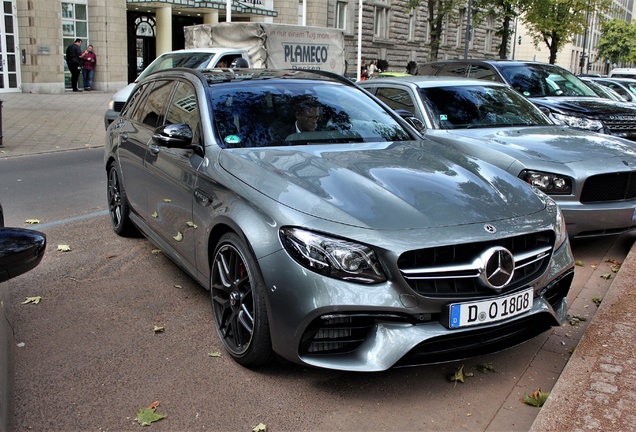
{"left": 218, "top": 140, "right": 546, "bottom": 230}
{"left": 529, "top": 96, "right": 636, "bottom": 118}
{"left": 445, "top": 126, "right": 636, "bottom": 164}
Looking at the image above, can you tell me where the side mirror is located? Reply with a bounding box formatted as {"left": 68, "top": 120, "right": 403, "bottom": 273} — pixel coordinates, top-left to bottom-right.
{"left": 0, "top": 228, "right": 46, "bottom": 283}
{"left": 152, "top": 123, "right": 194, "bottom": 149}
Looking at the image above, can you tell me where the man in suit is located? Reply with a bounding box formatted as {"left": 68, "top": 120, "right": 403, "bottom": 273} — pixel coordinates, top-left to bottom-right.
{"left": 270, "top": 95, "right": 322, "bottom": 143}
{"left": 66, "top": 38, "right": 83, "bottom": 92}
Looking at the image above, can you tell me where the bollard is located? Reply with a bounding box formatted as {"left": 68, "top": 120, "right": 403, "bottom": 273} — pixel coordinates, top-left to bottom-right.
{"left": 0, "top": 100, "right": 3, "bottom": 147}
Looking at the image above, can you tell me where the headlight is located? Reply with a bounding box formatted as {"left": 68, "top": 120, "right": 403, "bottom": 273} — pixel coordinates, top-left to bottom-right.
{"left": 280, "top": 227, "right": 387, "bottom": 283}
{"left": 550, "top": 113, "right": 603, "bottom": 132}
{"left": 519, "top": 170, "right": 572, "bottom": 195}
{"left": 529, "top": 187, "right": 568, "bottom": 249}
{"left": 108, "top": 100, "right": 115, "bottom": 110}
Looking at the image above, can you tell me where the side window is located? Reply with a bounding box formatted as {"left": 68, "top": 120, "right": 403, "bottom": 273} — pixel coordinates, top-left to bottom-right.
{"left": 165, "top": 81, "right": 201, "bottom": 143}
{"left": 375, "top": 87, "right": 416, "bottom": 114}
{"left": 121, "top": 83, "right": 149, "bottom": 119}
{"left": 438, "top": 63, "right": 469, "bottom": 78}
{"left": 137, "top": 80, "right": 176, "bottom": 128}
{"left": 468, "top": 65, "right": 500, "bottom": 82}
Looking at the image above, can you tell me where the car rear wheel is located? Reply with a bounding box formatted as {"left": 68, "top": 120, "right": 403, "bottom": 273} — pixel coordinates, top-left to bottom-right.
{"left": 211, "top": 232, "right": 273, "bottom": 367}
{"left": 107, "top": 164, "right": 137, "bottom": 237}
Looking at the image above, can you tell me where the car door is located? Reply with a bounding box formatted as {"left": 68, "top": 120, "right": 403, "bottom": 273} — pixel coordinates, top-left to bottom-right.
{"left": 144, "top": 79, "right": 204, "bottom": 270}
{"left": 113, "top": 81, "right": 157, "bottom": 217}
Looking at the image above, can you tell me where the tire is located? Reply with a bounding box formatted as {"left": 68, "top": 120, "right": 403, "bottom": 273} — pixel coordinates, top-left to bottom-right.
{"left": 211, "top": 232, "right": 274, "bottom": 367}
{"left": 107, "top": 163, "right": 137, "bottom": 237}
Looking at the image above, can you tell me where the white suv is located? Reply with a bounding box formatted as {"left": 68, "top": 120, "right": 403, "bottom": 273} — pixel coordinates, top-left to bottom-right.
{"left": 104, "top": 47, "right": 249, "bottom": 129}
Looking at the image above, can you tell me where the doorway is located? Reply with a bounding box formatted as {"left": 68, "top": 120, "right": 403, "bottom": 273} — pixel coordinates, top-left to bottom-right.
{"left": 0, "top": 0, "right": 20, "bottom": 92}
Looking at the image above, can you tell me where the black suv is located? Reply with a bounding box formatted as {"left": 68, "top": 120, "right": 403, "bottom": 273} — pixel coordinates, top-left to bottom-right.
{"left": 416, "top": 60, "right": 636, "bottom": 141}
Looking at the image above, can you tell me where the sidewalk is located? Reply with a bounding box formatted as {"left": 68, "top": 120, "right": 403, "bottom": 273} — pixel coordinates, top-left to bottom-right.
{"left": 1, "top": 91, "right": 635, "bottom": 431}
{"left": 0, "top": 90, "right": 112, "bottom": 157}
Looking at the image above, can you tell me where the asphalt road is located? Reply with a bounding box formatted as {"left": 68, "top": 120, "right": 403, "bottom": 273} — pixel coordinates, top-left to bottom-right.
{"left": 1, "top": 149, "right": 633, "bottom": 431}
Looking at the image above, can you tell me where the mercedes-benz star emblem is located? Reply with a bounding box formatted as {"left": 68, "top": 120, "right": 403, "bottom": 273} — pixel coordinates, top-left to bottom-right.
{"left": 478, "top": 246, "right": 515, "bottom": 290}
{"left": 484, "top": 224, "right": 497, "bottom": 233}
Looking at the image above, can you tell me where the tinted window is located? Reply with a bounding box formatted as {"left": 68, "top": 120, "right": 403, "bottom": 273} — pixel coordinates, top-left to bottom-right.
{"left": 438, "top": 63, "right": 469, "bottom": 78}
{"left": 166, "top": 81, "right": 201, "bottom": 143}
{"left": 375, "top": 87, "right": 416, "bottom": 113}
{"left": 120, "top": 83, "right": 150, "bottom": 119}
{"left": 209, "top": 82, "right": 411, "bottom": 148}
{"left": 137, "top": 80, "right": 175, "bottom": 128}
{"left": 418, "top": 85, "right": 551, "bottom": 129}
{"left": 468, "top": 64, "right": 501, "bottom": 82}
{"left": 499, "top": 64, "right": 597, "bottom": 97}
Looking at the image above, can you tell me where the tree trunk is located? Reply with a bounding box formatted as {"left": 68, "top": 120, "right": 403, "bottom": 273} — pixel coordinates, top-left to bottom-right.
{"left": 498, "top": 13, "right": 512, "bottom": 59}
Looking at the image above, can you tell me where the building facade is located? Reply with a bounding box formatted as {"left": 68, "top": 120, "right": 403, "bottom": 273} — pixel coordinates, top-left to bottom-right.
{"left": 8, "top": 0, "right": 504, "bottom": 94}
{"left": 513, "top": 0, "right": 635, "bottom": 74}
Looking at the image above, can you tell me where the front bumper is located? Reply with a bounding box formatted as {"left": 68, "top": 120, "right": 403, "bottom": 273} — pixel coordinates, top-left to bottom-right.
{"left": 558, "top": 200, "right": 636, "bottom": 238}
{"left": 259, "top": 234, "right": 574, "bottom": 372}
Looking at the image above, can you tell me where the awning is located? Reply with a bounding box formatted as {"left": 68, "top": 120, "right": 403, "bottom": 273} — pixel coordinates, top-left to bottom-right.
{"left": 127, "top": 0, "right": 278, "bottom": 17}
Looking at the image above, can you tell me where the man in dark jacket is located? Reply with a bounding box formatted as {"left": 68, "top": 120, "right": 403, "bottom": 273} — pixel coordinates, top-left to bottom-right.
{"left": 65, "top": 38, "right": 83, "bottom": 92}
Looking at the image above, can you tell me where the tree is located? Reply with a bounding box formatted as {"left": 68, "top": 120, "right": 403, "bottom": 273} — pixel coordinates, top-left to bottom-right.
{"left": 473, "top": 0, "right": 520, "bottom": 59}
{"left": 518, "top": 0, "right": 612, "bottom": 64}
{"left": 596, "top": 19, "right": 636, "bottom": 67}
{"left": 408, "top": 0, "right": 462, "bottom": 61}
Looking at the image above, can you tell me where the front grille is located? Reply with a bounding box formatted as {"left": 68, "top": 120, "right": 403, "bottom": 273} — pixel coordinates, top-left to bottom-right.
{"left": 398, "top": 231, "right": 554, "bottom": 298}
{"left": 603, "top": 116, "right": 636, "bottom": 134}
{"left": 113, "top": 101, "right": 126, "bottom": 112}
{"left": 580, "top": 171, "right": 636, "bottom": 203}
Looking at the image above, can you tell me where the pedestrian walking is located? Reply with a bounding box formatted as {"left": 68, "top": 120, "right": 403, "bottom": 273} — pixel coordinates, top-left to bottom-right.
{"left": 65, "top": 38, "right": 83, "bottom": 92}
{"left": 80, "top": 45, "right": 97, "bottom": 91}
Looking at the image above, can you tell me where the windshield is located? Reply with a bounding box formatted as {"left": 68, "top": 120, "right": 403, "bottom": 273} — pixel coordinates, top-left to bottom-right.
{"left": 137, "top": 52, "right": 217, "bottom": 82}
{"left": 209, "top": 81, "right": 412, "bottom": 148}
{"left": 419, "top": 85, "right": 552, "bottom": 129}
{"left": 499, "top": 64, "right": 598, "bottom": 98}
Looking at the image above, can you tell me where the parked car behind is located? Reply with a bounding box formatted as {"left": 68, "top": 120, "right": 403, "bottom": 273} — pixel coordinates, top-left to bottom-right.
{"left": 0, "top": 203, "right": 46, "bottom": 432}
{"left": 105, "top": 68, "right": 574, "bottom": 372}
{"left": 103, "top": 47, "right": 249, "bottom": 129}
{"left": 584, "top": 77, "right": 636, "bottom": 103}
{"left": 416, "top": 60, "right": 636, "bottom": 141}
{"left": 359, "top": 76, "right": 636, "bottom": 239}
{"left": 579, "top": 77, "right": 629, "bottom": 102}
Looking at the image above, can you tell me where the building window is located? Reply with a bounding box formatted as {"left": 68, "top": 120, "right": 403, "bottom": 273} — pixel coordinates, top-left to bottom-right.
{"left": 408, "top": 8, "right": 416, "bottom": 41}
{"left": 336, "top": 1, "right": 348, "bottom": 31}
{"left": 456, "top": 9, "right": 465, "bottom": 48}
{"left": 484, "top": 14, "right": 494, "bottom": 53}
{"left": 373, "top": 0, "right": 390, "bottom": 40}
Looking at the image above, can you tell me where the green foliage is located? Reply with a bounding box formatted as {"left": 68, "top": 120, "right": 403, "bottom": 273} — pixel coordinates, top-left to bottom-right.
{"left": 597, "top": 19, "right": 636, "bottom": 66}
{"left": 519, "top": 0, "right": 613, "bottom": 63}
{"left": 521, "top": 388, "right": 550, "bottom": 407}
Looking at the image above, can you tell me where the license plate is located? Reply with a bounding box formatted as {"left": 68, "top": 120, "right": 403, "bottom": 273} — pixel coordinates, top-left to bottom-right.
{"left": 449, "top": 288, "right": 533, "bottom": 329}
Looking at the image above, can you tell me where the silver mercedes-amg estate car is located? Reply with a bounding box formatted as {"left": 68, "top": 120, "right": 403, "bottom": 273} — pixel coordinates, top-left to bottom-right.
{"left": 104, "top": 68, "right": 574, "bottom": 372}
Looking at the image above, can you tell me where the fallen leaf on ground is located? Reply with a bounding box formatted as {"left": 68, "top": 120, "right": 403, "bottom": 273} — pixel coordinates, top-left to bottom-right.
{"left": 173, "top": 232, "right": 183, "bottom": 242}
{"left": 611, "top": 264, "right": 621, "bottom": 273}
{"left": 574, "top": 260, "right": 584, "bottom": 266}
{"left": 174, "top": 285, "right": 182, "bottom": 289}
{"left": 252, "top": 423, "right": 267, "bottom": 432}
{"left": 521, "top": 388, "right": 549, "bottom": 407}
{"left": 592, "top": 297, "right": 602, "bottom": 306}
{"left": 600, "top": 273, "right": 611, "bottom": 280}
{"left": 447, "top": 365, "right": 465, "bottom": 385}
{"left": 604, "top": 258, "right": 622, "bottom": 265}
{"left": 208, "top": 352, "right": 222, "bottom": 357}
{"left": 57, "top": 245, "right": 72, "bottom": 252}
{"left": 151, "top": 211, "right": 158, "bottom": 218}
{"left": 22, "top": 296, "right": 42, "bottom": 305}
{"left": 151, "top": 249, "right": 162, "bottom": 254}
{"left": 476, "top": 362, "right": 496, "bottom": 373}
{"left": 24, "top": 219, "right": 40, "bottom": 224}
{"left": 135, "top": 405, "right": 167, "bottom": 426}
{"left": 153, "top": 325, "right": 165, "bottom": 334}
{"left": 186, "top": 221, "right": 197, "bottom": 228}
